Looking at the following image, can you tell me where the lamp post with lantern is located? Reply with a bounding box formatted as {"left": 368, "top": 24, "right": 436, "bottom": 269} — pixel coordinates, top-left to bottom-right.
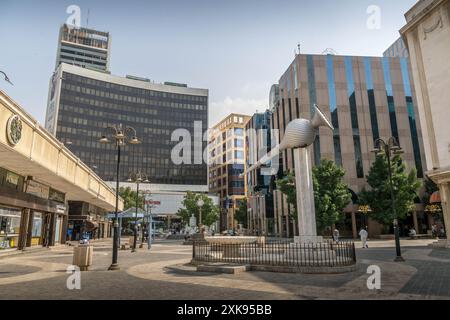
{"left": 371, "top": 137, "right": 405, "bottom": 262}
{"left": 197, "top": 198, "right": 204, "bottom": 234}
{"left": 127, "top": 171, "right": 149, "bottom": 252}
{"left": 99, "top": 124, "right": 141, "bottom": 270}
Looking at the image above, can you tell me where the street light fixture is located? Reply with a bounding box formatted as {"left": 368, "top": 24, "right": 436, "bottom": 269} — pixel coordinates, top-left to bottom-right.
{"left": 0, "top": 71, "right": 13, "bottom": 86}
{"left": 197, "top": 198, "right": 204, "bottom": 233}
{"left": 99, "top": 123, "right": 141, "bottom": 271}
{"left": 371, "top": 137, "right": 405, "bottom": 262}
{"left": 127, "top": 171, "right": 149, "bottom": 252}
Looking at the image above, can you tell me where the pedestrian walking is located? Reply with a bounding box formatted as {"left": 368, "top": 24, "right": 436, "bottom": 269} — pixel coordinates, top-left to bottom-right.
{"left": 333, "top": 228, "right": 340, "bottom": 243}
{"left": 359, "top": 228, "right": 369, "bottom": 248}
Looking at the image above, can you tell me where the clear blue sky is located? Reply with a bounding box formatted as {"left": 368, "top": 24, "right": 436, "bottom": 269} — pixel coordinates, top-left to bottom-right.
{"left": 0, "top": 0, "right": 417, "bottom": 126}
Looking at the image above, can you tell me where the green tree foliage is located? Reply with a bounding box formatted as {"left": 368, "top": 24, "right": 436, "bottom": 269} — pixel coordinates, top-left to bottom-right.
{"left": 275, "top": 171, "right": 297, "bottom": 221}
{"left": 177, "top": 192, "right": 219, "bottom": 227}
{"left": 234, "top": 198, "right": 248, "bottom": 228}
{"left": 359, "top": 154, "right": 420, "bottom": 227}
{"left": 119, "top": 186, "right": 144, "bottom": 210}
{"left": 275, "top": 160, "right": 351, "bottom": 231}
{"left": 313, "top": 159, "right": 352, "bottom": 231}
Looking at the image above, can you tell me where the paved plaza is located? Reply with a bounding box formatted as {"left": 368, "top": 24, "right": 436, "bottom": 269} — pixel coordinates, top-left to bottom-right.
{"left": 0, "top": 238, "right": 449, "bottom": 300}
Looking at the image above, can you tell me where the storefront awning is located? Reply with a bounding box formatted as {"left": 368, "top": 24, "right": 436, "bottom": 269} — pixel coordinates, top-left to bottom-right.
{"left": 430, "top": 191, "right": 441, "bottom": 204}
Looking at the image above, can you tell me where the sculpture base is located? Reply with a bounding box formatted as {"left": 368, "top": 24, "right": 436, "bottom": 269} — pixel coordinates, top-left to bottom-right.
{"left": 294, "top": 236, "right": 323, "bottom": 244}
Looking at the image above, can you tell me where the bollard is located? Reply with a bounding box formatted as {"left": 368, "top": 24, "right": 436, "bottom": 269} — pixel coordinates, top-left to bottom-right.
{"left": 73, "top": 244, "right": 93, "bottom": 271}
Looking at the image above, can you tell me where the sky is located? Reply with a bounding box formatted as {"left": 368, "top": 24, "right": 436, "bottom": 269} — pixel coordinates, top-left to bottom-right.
{"left": 0, "top": 0, "right": 417, "bottom": 127}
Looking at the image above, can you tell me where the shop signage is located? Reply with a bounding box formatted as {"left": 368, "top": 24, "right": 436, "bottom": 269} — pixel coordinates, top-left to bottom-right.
{"left": 5, "top": 171, "right": 20, "bottom": 186}
{"left": 6, "top": 115, "right": 22, "bottom": 146}
{"left": 26, "top": 180, "right": 50, "bottom": 199}
{"left": 49, "top": 188, "right": 65, "bottom": 203}
{"left": 56, "top": 205, "right": 66, "bottom": 214}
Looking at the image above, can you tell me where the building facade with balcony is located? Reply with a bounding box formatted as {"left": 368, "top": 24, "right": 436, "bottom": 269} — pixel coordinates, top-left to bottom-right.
{"left": 208, "top": 114, "right": 251, "bottom": 231}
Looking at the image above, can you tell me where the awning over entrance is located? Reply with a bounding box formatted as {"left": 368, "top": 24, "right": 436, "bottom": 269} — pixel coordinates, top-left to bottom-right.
{"left": 430, "top": 191, "right": 441, "bottom": 204}
{"left": 0, "top": 90, "right": 122, "bottom": 212}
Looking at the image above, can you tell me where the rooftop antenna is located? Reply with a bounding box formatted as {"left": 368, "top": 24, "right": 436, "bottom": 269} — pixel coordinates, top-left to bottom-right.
{"left": 322, "top": 48, "right": 338, "bottom": 55}
{"left": 86, "top": 8, "right": 90, "bottom": 27}
{"left": 297, "top": 43, "right": 301, "bottom": 54}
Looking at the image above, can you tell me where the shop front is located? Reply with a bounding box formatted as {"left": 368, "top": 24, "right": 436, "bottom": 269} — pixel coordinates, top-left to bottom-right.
{"left": 0, "top": 167, "right": 68, "bottom": 251}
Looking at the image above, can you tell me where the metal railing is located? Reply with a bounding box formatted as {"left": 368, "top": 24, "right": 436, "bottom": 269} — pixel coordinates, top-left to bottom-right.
{"left": 192, "top": 240, "right": 356, "bottom": 268}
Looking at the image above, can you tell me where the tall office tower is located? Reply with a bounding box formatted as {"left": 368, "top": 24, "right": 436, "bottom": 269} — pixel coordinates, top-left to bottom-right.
{"left": 55, "top": 24, "right": 111, "bottom": 72}
{"left": 266, "top": 53, "right": 427, "bottom": 239}
{"left": 45, "top": 63, "right": 208, "bottom": 192}
{"left": 245, "top": 110, "right": 275, "bottom": 235}
{"left": 208, "top": 114, "right": 251, "bottom": 231}
{"left": 383, "top": 38, "right": 409, "bottom": 58}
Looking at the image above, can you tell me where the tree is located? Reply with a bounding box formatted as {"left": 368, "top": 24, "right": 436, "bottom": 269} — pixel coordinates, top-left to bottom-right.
{"left": 275, "top": 160, "right": 351, "bottom": 232}
{"left": 313, "top": 159, "right": 352, "bottom": 231}
{"left": 275, "top": 171, "right": 297, "bottom": 221}
{"left": 177, "top": 192, "right": 219, "bottom": 227}
{"left": 359, "top": 154, "right": 420, "bottom": 229}
{"left": 119, "top": 186, "right": 144, "bottom": 210}
{"left": 234, "top": 198, "right": 248, "bottom": 228}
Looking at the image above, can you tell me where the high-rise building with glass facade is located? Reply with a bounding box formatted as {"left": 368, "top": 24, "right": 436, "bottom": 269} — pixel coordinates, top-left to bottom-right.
{"left": 45, "top": 63, "right": 208, "bottom": 190}
{"left": 245, "top": 110, "right": 275, "bottom": 235}
{"left": 266, "top": 53, "right": 427, "bottom": 239}
{"left": 55, "top": 24, "right": 111, "bottom": 72}
{"left": 383, "top": 38, "right": 409, "bottom": 58}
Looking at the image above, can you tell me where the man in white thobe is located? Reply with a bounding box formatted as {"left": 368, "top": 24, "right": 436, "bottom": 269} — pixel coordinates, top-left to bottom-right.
{"left": 359, "top": 228, "right": 368, "bottom": 248}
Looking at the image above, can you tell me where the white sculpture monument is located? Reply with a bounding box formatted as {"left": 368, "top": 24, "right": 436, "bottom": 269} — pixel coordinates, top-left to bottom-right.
{"left": 247, "top": 104, "right": 334, "bottom": 244}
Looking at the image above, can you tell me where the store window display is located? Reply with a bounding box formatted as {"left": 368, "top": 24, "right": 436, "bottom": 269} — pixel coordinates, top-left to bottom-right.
{"left": 0, "top": 207, "right": 21, "bottom": 249}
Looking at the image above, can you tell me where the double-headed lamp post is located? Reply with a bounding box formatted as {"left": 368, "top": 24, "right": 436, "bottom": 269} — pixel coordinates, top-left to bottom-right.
{"left": 371, "top": 137, "right": 405, "bottom": 262}
{"left": 127, "top": 171, "right": 149, "bottom": 252}
{"left": 197, "top": 198, "right": 204, "bottom": 233}
{"left": 99, "top": 124, "right": 140, "bottom": 271}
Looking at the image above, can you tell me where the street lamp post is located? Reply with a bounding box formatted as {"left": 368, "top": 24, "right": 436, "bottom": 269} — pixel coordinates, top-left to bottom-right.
{"left": 99, "top": 124, "right": 141, "bottom": 270}
{"left": 197, "top": 198, "right": 204, "bottom": 234}
{"left": 372, "top": 137, "right": 405, "bottom": 262}
{"left": 127, "top": 171, "right": 149, "bottom": 252}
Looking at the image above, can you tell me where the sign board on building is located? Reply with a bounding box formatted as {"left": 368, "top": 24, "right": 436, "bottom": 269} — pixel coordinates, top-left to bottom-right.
{"left": 26, "top": 180, "right": 50, "bottom": 199}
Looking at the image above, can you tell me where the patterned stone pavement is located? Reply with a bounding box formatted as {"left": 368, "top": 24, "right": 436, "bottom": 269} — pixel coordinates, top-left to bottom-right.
{"left": 0, "top": 238, "right": 449, "bottom": 300}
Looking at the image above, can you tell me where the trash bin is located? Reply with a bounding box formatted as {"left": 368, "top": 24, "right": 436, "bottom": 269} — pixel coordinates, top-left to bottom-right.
{"left": 73, "top": 244, "right": 93, "bottom": 271}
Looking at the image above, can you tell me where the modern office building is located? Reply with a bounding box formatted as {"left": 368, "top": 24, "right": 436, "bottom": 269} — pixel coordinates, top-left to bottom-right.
{"left": 245, "top": 110, "right": 275, "bottom": 235}
{"left": 383, "top": 38, "right": 409, "bottom": 58}
{"left": 267, "top": 52, "right": 427, "bottom": 238}
{"left": 208, "top": 114, "right": 251, "bottom": 231}
{"left": 55, "top": 24, "right": 111, "bottom": 72}
{"left": 45, "top": 63, "right": 209, "bottom": 194}
{"left": 0, "top": 90, "right": 120, "bottom": 251}
{"left": 400, "top": 0, "right": 450, "bottom": 244}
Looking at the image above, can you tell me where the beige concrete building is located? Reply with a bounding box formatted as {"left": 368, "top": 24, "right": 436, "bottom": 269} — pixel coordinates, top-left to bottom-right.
{"left": 0, "top": 90, "right": 121, "bottom": 252}
{"left": 401, "top": 0, "right": 450, "bottom": 244}
{"left": 208, "top": 114, "right": 251, "bottom": 231}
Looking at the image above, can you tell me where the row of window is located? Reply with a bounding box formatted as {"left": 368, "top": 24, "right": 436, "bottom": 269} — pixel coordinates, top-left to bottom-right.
{"left": 63, "top": 73, "right": 208, "bottom": 103}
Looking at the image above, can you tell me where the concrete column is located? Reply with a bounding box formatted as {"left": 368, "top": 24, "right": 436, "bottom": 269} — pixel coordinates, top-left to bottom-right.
{"left": 440, "top": 183, "right": 450, "bottom": 236}
{"left": 285, "top": 214, "right": 290, "bottom": 238}
{"left": 412, "top": 210, "right": 419, "bottom": 234}
{"left": 18, "top": 209, "right": 31, "bottom": 250}
{"left": 293, "top": 147, "right": 322, "bottom": 243}
{"left": 351, "top": 211, "right": 357, "bottom": 239}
